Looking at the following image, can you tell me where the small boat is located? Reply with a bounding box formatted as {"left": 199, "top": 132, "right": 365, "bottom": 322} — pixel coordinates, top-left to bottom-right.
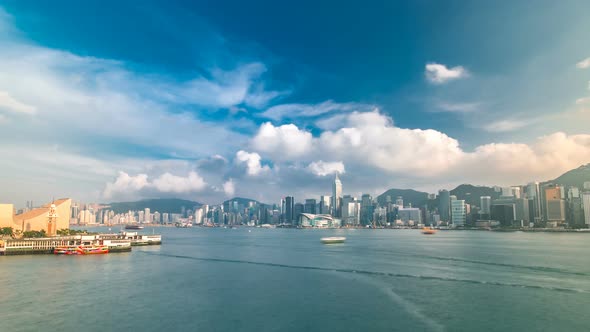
{"left": 125, "top": 225, "right": 144, "bottom": 230}
{"left": 421, "top": 227, "right": 437, "bottom": 235}
{"left": 321, "top": 237, "right": 346, "bottom": 244}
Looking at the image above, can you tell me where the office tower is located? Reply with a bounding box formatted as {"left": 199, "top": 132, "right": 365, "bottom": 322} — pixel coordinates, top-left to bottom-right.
{"left": 514, "top": 198, "right": 530, "bottom": 226}
{"left": 194, "top": 209, "right": 202, "bottom": 225}
{"left": 526, "top": 182, "right": 542, "bottom": 223}
{"left": 480, "top": 196, "right": 492, "bottom": 215}
{"left": 332, "top": 173, "right": 342, "bottom": 217}
{"left": 545, "top": 186, "right": 565, "bottom": 224}
{"left": 438, "top": 190, "right": 450, "bottom": 222}
{"left": 501, "top": 187, "right": 513, "bottom": 197}
{"left": 360, "top": 194, "right": 374, "bottom": 226}
{"left": 319, "top": 196, "right": 331, "bottom": 214}
{"left": 511, "top": 187, "right": 521, "bottom": 199}
{"left": 304, "top": 199, "right": 317, "bottom": 214}
{"left": 162, "top": 213, "right": 169, "bottom": 224}
{"left": 294, "top": 203, "right": 304, "bottom": 224}
{"left": 582, "top": 192, "right": 590, "bottom": 226}
{"left": 491, "top": 204, "right": 516, "bottom": 226}
{"left": 395, "top": 196, "right": 404, "bottom": 207}
{"left": 144, "top": 208, "right": 150, "bottom": 223}
{"left": 285, "top": 196, "right": 295, "bottom": 224}
{"left": 450, "top": 196, "right": 466, "bottom": 226}
{"left": 584, "top": 182, "right": 590, "bottom": 190}
{"left": 397, "top": 207, "right": 422, "bottom": 225}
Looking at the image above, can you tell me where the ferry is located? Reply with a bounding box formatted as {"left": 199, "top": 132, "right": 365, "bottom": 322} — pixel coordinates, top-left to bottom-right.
{"left": 124, "top": 224, "right": 144, "bottom": 230}
{"left": 421, "top": 227, "right": 437, "bottom": 235}
{"left": 54, "top": 245, "right": 109, "bottom": 255}
{"left": 321, "top": 236, "right": 346, "bottom": 244}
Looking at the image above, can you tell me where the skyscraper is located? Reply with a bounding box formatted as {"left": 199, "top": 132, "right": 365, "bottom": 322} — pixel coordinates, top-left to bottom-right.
{"left": 526, "top": 182, "right": 542, "bottom": 223}
{"left": 438, "top": 190, "right": 450, "bottom": 222}
{"left": 304, "top": 199, "right": 317, "bottom": 214}
{"left": 332, "top": 173, "right": 342, "bottom": 218}
{"left": 285, "top": 196, "right": 295, "bottom": 224}
{"left": 545, "top": 186, "right": 565, "bottom": 225}
{"left": 360, "top": 194, "right": 374, "bottom": 226}
{"left": 319, "top": 195, "right": 331, "bottom": 214}
{"left": 480, "top": 196, "right": 491, "bottom": 219}
{"left": 450, "top": 195, "right": 466, "bottom": 227}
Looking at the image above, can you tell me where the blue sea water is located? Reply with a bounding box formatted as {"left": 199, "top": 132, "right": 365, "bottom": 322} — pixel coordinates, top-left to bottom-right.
{"left": 1, "top": 228, "right": 590, "bottom": 331}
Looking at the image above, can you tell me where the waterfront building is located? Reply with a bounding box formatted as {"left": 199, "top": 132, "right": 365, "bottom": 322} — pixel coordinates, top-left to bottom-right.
{"left": 343, "top": 201, "right": 361, "bottom": 226}
{"left": 194, "top": 209, "right": 203, "bottom": 225}
{"left": 545, "top": 186, "right": 565, "bottom": 225}
{"left": 480, "top": 196, "right": 492, "bottom": 217}
{"left": 284, "top": 196, "right": 295, "bottom": 224}
{"left": 397, "top": 207, "right": 422, "bottom": 225}
{"left": 360, "top": 194, "right": 374, "bottom": 226}
{"left": 450, "top": 196, "right": 466, "bottom": 227}
{"left": 514, "top": 198, "right": 530, "bottom": 226}
{"left": 294, "top": 203, "right": 304, "bottom": 224}
{"left": 144, "top": 208, "right": 150, "bottom": 223}
{"left": 298, "top": 213, "right": 340, "bottom": 228}
{"left": 319, "top": 195, "right": 331, "bottom": 214}
{"left": 438, "top": 190, "right": 450, "bottom": 222}
{"left": 0, "top": 199, "right": 72, "bottom": 234}
{"left": 332, "top": 173, "right": 342, "bottom": 218}
{"left": 526, "top": 182, "right": 542, "bottom": 223}
{"left": 304, "top": 199, "right": 317, "bottom": 214}
{"left": 582, "top": 192, "right": 590, "bottom": 226}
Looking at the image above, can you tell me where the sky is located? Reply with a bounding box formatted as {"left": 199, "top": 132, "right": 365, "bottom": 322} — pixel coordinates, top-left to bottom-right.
{"left": 1, "top": 0, "right": 590, "bottom": 206}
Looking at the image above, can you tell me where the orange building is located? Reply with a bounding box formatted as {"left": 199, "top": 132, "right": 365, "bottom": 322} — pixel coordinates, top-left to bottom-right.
{"left": 0, "top": 198, "right": 72, "bottom": 235}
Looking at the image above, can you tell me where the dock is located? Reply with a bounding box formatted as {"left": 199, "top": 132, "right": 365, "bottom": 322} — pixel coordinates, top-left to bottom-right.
{"left": 0, "top": 232, "right": 162, "bottom": 256}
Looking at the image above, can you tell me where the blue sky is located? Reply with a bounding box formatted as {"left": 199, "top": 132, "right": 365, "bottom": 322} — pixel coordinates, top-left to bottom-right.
{"left": 1, "top": 1, "right": 590, "bottom": 205}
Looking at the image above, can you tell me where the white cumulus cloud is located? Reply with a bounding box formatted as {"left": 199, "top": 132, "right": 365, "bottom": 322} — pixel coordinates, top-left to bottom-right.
{"left": 235, "top": 150, "right": 270, "bottom": 176}
{"left": 425, "top": 63, "right": 469, "bottom": 84}
{"left": 576, "top": 57, "right": 590, "bottom": 69}
{"left": 251, "top": 122, "right": 313, "bottom": 159}
{"left": 307, "top": 161, "right": 345, "bottom": 176}
{"left": 103, "top": 171, "right": 207, "bottom": 199}
{"left": 223, "top": 178, "right": 235, "bottom": 197}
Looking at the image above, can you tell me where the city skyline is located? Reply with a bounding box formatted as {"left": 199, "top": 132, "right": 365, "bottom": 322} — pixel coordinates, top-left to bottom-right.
{"left": 1, "top": 1, "right": 590, "bottom": 205}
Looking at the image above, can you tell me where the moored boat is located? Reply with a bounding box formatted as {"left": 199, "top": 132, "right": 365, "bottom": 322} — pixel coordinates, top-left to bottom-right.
{"left": 321, "top": 236, "right": 346, "bottom": 244}
{"left": 54, "top": 245, "right": 109, "bottom": 255}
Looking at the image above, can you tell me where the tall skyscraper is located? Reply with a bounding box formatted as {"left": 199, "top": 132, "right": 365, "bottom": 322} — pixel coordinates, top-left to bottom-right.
{"left": 360, "top": 194, "right": 374, "bottom": 226}
{"left": 526, "top": 182, "right": 542, "bottom": 223}
{"left": 304, "top": 199, "right": 317, "bottom": 214}
{"left": 285, "top": 196, "right": 295, "bottom": 224}
{"left": 144, "top": 208, "right": 150, "bottom": 223}
{"left": 319, "top": 196, "right": 331, "bottom": 214}
{"left": 545, "top": 186, "right": 565, "bottom": 224}
{"left": 438, "top": 190, "right": 450, "bottom": 222}
{"left": 450, "top": 195, "right": 466, "bottom": 226}
{"left": 332, "top": 173, "right": 342, "bottom": 218}
{"left": 480, "top": 196, "right": 491, "bottom": 218}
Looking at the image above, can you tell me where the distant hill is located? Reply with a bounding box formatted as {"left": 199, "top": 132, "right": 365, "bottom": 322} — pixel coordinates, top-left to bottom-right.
{"left": 450, "top": 184, "right": 500, "bottom": 207}
{"left": 223, "top": 197, "right": 269, "bottom": 207}
{"left": 377, "top": 188, "right": 429, "bottom": 208}
{"left": 106, "top": 198, "right": 202, "bottom": 214}
{"left": 550, "top": 164, "right": 590, "bottom": 188}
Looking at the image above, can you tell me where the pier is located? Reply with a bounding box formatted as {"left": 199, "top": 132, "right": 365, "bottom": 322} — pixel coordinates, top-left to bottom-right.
{"left": 0, "top": 232, "right": 162, "bottom": 256}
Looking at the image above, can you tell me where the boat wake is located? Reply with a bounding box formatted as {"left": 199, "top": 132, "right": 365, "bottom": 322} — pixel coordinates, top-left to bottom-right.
{"left": 141, "top": 252, "right": 589, "bottom": 294}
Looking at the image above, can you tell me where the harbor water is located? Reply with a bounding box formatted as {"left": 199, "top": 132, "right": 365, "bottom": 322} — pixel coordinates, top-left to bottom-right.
{"left": 1, "top": 228, "right": 590, "bottom": 331}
